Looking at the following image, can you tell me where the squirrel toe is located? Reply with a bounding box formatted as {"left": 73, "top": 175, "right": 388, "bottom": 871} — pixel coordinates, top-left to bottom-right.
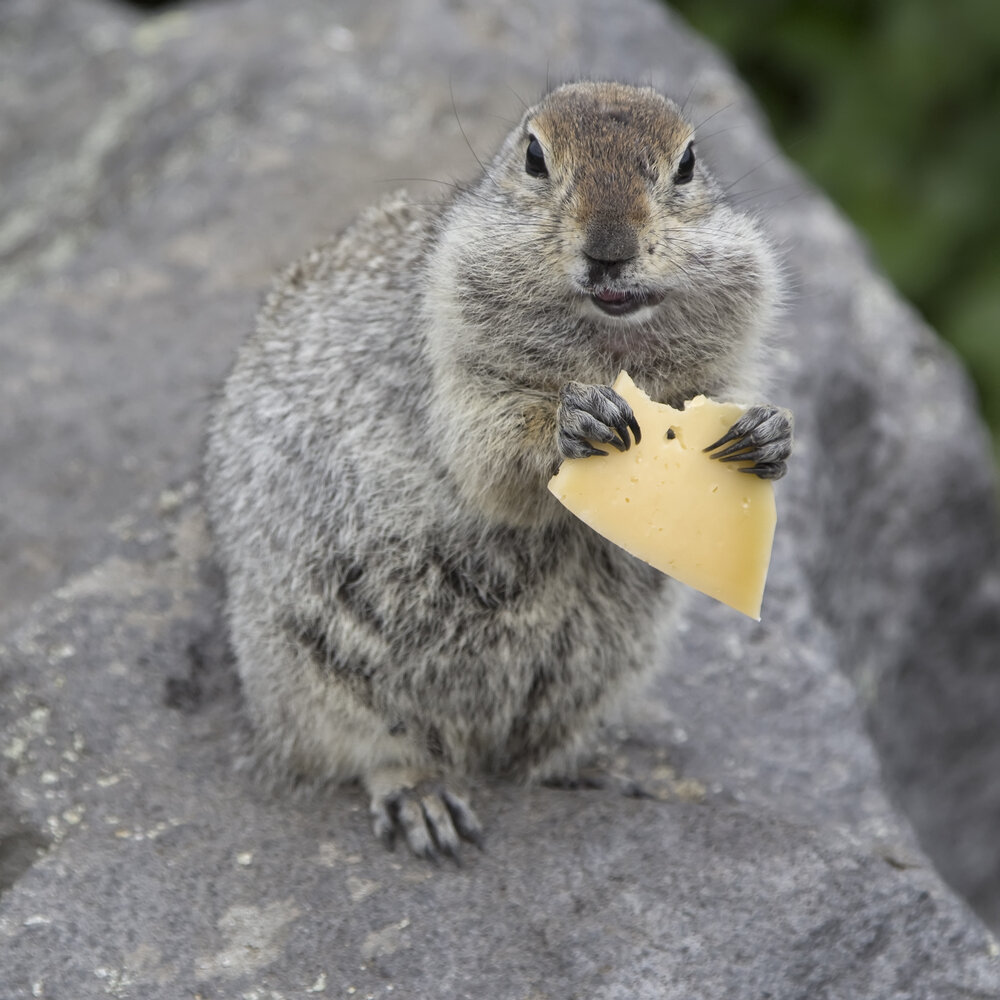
{"left": 369, "top": 775, "right": 483, "bottom": 862}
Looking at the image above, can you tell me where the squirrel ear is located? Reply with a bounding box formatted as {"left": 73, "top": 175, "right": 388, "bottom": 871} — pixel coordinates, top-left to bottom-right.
{"left": 674, "top": 141, "right": 695, "bottom": 184}
{"left": 525, "top": 136, "right": 548, "bottom": 178}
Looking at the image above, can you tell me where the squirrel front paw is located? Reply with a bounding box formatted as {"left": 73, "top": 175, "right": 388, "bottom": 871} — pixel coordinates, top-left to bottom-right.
{"left": 557, "top": 381, "right": 641, "bottom": 459}
{"left": 704, "top": 404, "right": 793, "bottom": 480}
{"left": 368, "top": 770, "right": 483, "bottom": 863}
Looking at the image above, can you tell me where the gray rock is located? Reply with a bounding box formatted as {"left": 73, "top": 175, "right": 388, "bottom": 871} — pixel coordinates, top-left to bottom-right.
{"left": 2, "top": 491, "right": 998, "bottom": 998}
{"left": 2, "top": 0, "right": 1000, "bottom": 996}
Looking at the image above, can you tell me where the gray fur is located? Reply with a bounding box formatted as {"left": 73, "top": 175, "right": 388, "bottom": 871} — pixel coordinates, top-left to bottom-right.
{"left": 204, "top": 81, "right": 788, "bottom": 857}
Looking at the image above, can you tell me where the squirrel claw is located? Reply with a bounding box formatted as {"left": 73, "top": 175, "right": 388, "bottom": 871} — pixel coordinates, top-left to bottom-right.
{"left": 369, "top": 781, "right": 482, "bottom": 863}
{"left": 557, "top": 381, "right": 641, "bottom": 460}
{"left": 543, "top": 766, "right": 654, "bottom": 799}
{"left": 738, "top": 462, "right": 787, "bottom": 480}
{"left": 627, "top": 411, "right": 641, "bottom": 445}
{"left": 442, "top": 787, "right": 485, "bottom": 850}
{"left": 558, "top": 432, "right": 608, "bottom": 459}
{"left": 704, "top": 404, "right": 792, "bottom": 480}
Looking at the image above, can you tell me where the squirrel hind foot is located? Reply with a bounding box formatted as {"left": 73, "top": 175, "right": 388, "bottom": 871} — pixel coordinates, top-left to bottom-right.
{"left": 367, "top": 769, "right": 484, "bottom": 862}
{"left": 541, "top": 765, "right": 654, "bottom": 800}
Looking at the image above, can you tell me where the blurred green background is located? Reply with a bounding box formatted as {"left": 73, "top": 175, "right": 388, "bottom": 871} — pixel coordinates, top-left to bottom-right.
{"left": 669, "top": 0, "right": 1000, "bottom": 461}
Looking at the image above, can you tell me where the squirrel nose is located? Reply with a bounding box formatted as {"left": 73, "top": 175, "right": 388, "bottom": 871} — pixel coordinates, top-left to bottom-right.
{"left": 583, "top": 224, "right": 639, "bottom": 283}
{"left": 584, "top": 250, "right": 636, "bottom": 284}
{"left": 584, "top": 253, "right": 625, "bottom": 283}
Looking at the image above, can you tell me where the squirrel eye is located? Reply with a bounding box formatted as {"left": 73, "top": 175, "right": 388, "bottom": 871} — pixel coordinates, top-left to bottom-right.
{"left": 525, "top": 136, "right": 548, "bottom": 178}
{"left": 675, "top": 142, "right": 695, "bottom": 184}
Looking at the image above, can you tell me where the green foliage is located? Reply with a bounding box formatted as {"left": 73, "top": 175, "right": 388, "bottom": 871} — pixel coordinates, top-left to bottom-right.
{"left": 670, "top": 0, "right": 1000, "bottom": 455}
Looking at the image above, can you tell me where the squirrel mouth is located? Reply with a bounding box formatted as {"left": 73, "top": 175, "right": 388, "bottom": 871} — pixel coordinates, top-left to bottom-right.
{"left": 590, "top": 287, "right": 663, "bottom": 316}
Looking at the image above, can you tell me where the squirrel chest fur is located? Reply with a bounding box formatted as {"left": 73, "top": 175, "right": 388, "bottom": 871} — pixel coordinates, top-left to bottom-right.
{"left": 204, "top": 81, "right": 791, "bottom": 858}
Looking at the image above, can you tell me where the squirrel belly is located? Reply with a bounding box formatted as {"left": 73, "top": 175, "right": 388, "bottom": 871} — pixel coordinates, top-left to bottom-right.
{"left": 204, "top": 81, "right": 789, "bottom": 859}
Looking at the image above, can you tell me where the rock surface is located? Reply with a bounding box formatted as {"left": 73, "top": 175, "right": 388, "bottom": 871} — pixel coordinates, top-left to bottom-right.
{"left": 2, "top": 0, "right": 1000, "bottom": 996}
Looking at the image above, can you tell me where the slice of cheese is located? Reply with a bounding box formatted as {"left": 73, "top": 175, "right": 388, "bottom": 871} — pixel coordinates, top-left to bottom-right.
{"left": 547, "top": 371, "right": 776, "bottom": 619}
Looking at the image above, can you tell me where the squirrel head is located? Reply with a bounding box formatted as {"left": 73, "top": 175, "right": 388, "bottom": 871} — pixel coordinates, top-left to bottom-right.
{"left": 427, "top": 81, "right": 781, "bottom": 393}
{"left": 498, "top": 81, "right": 702, "bottom": 316}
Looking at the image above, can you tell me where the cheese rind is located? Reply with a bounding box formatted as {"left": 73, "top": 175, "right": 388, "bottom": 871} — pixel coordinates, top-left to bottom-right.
{"left": 547, "top": 371, "right": 776, "bottom": 619}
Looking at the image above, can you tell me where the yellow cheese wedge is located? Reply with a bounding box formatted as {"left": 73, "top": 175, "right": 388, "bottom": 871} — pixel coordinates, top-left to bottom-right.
{"left": 547, "top": 371, "right": 776, "bottom": 619}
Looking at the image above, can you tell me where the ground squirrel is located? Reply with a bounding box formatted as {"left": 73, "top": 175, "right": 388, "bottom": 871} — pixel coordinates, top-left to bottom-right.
{"left": 204, "top": 81, "right": 792, "bottom": 859}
